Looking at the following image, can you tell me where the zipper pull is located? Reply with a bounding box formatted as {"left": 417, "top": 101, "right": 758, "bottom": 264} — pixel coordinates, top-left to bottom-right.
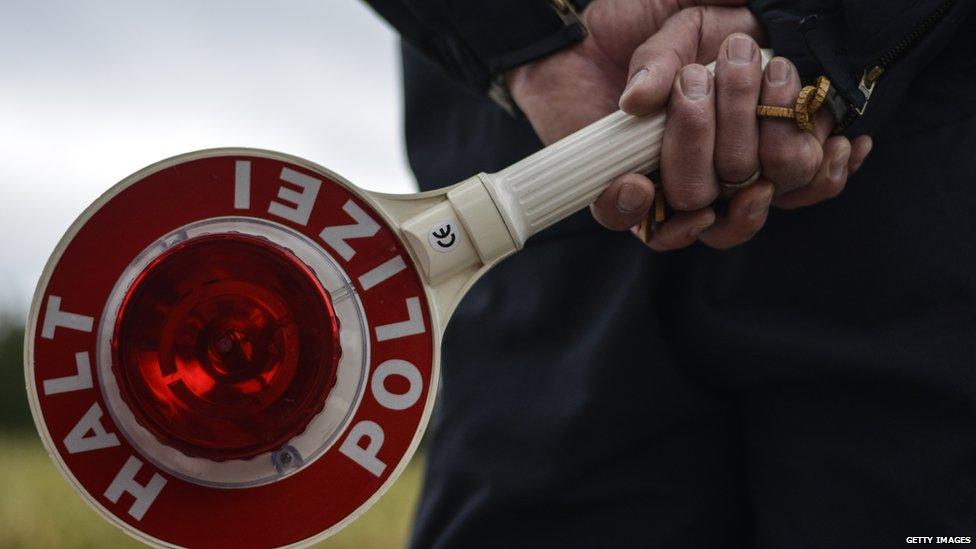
{"left": 855, "top": 65, "right": 884, "bottom": 115}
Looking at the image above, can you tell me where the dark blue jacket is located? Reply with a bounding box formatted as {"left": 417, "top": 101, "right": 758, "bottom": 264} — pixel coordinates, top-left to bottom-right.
{"left": 363, "top": 1, "right": 976, "bottom": 547}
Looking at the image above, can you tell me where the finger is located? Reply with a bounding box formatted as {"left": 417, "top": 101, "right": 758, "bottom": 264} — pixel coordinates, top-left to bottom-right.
{"left": 619, "top": 6, "right": 763, "bottom": 116}
{"left": 849, "top": 135, "right": 873, "bottom": 173}
{"left": 699, "top": 179, "right": 774, "bottom": 249}
{"left": 714, "top": 33, "right": 762, "bottom": 183}
{"left": 590, "top": 173, "right": 655, "bottom": 231}
{"left": 810, "top": 104, "right": 835, "bottom": 143}
{"left": 630, "top": 208, "right": 716, "bottom": 252}
{"left": 662, "top": 64, "right": 719, "bottom": 211}
{"left": 758, "top": 57, "right": 822, "bottom": 193}
{"left": 773, "top": 136, "right": 851, "bottom": 210}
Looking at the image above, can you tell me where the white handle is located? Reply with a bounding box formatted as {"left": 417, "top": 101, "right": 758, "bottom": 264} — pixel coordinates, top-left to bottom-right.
{"left": 483, "top": 49, "right": 773, "bottom": 247}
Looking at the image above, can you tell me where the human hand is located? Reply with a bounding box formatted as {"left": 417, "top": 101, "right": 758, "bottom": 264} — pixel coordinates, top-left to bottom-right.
{"left": 506, "top": 1, "right": 873, "bottom": 250}
{"left": 599, "top": 33, "right": 873, "bottom": 250}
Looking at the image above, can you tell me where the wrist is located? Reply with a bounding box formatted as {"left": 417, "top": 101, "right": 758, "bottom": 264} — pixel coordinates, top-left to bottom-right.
{"left": 485, "top": 0, "right": 590, "bottom": 115}
{"left": 504, "top": 41, "right": 583, "bottom": 116}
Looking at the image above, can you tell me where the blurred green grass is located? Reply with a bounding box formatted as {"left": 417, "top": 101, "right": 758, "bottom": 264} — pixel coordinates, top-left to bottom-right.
{"left": 0, "top": 320, "right": 424, "bottom": 548}
{"left": 0, "top": 435, "right": 424, "bottom": 548}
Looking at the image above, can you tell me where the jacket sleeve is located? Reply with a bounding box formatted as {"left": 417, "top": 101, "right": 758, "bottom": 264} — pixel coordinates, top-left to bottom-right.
{"left": 362, "top": 0, "right": 589, "bottom": 96}
{"left": 748, "top": 0, "right": 976, "bottom": 136}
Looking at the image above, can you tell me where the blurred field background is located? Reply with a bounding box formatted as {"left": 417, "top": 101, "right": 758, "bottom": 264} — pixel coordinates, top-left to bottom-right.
{"left": 1, "top": 1, "right": 426, "bottom": 546}
{"left": 0, "top": 317, "right": 425, "bottom": 549}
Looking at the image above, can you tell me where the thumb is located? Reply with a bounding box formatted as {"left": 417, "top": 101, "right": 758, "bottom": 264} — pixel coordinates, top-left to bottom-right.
{"left": 619, "top": 6, "right": 762, "bottom": 116}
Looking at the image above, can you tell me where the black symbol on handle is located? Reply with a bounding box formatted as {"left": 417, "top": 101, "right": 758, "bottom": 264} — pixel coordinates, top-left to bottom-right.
{"left": 432, "top": 224, "right": 456, "bottom": 248}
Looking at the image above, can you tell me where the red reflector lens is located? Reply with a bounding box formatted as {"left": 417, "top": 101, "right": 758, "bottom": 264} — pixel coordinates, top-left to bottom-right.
{"left": 112, "top": 234, "right": 340, "bottom": 462}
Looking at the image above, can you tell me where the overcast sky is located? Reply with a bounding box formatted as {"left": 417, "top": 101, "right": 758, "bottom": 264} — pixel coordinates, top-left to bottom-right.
{"left": 0, "top": 0, "right": 415, "bottom": 317}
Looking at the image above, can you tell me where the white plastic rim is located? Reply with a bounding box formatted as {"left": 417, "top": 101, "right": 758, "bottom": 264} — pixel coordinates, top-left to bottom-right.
{"left": 95, "top": 217, "right": 371, "bottom": 488}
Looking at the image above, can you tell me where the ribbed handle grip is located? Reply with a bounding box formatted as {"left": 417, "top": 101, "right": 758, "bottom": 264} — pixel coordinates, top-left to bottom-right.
{"left": 483, "top": 49, "right": 772, "bottom": 246}
{"left": 485, "top": 110, "right": 664, "bottom": 244}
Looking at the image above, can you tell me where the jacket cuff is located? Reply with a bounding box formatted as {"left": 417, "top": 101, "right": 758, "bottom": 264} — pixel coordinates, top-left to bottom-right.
{"left": 426, "top": 0, "right": 589, "bottom": 95}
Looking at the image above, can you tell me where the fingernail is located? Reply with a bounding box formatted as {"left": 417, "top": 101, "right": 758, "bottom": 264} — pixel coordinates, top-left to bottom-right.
{"left": 625, "top": 68, "right": 648, "bottom": 93}
{"left": 616, "top": 181, "right": 646, "bottom": 212}
{"left": 679, "top": 65, "right": 710, "bottom": 100}
{"left": 767, "top": 58, "right": 790, "bottom": 85}
{"left": 829, "top": 145, "right": 851, "bottom": 180}
{"left": 748, "top": 188, "right": 773, "bottom": 217}
{"left": 727, "top": 35, "right": 755, "bottom": 65}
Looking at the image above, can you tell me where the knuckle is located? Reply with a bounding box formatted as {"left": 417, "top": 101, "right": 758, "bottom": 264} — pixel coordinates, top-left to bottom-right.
{"left": 760, "top": 140, "right": 792, "bottom": 171}
{"left": 720, "top": 104, "right": 760, "bottom": 133}
{"left": 760, "top": 86, "right": 794, "bottom": 106}
{"left": 620, "top": 85, "right": 654, "bottom": 114}
{"left": 676, "top": 6, "right": 705, "bottom": 27}
{"left": 713, "top": 236, "right": 746, "bottom": 251}
{"left": 582, "top": 2, "right": 613, "bottom": 37}
{"left": 821, "top": 176, "right": 846, "bottom": 200}
{"left": 666, "top": 182, "right": 716, "bottom": 210}
{"left": 760, "top": 140, "right": 817, "bottom": 187}
{"left": 737, "top": 219, "right": 764, "bottom": 241}
{"left": 631, "top": 41, "right": 655, "bottom": 69}
{"left": 669, "top": 104, "right": 712, "bottom": 136}
{"left": 771, "top": 195, "right": 802, "bottom": 210}
{"left": 719, "top": 122, "right": 757, "bottom": 143}
{"left": 715, "top": 149, "right": 758, "bottom": 182}
{"left": 592, "top": 204, "right": 632, "bottom": 232}
{"left": 801, "top": 159, "right": 820, "bottom": 184}
{"left": 821, "top": 187, "right": 842, "bottom": 202}
{"left": 710, "top": 232, "right": 755, "bottom": 250}
{"left": 607, "top": 214, "right": 640, "bottom": 231}
{"left": 760, "top": 79, "right": 796, "bottom": 105}
{"left": 705, "top": 227, "right": 754, "bottom": 250}
{"left": 797, "top": 141, "right": 822, "bottom": 182}
{"left": 718, "top": 72, "right": 760, "bottom": 96}
{"left": 646, "top": 238, "right": 669, "bottom": 252}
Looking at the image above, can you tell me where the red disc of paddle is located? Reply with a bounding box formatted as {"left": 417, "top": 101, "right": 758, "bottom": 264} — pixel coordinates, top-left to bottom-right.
{"left": 26, "top": 150, "right": 437, "bottom": 548}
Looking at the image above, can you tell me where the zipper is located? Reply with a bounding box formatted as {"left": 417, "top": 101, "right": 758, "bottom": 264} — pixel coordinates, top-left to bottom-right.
{"left": 835, "top": 0, "right": 957, "bottom": 132}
